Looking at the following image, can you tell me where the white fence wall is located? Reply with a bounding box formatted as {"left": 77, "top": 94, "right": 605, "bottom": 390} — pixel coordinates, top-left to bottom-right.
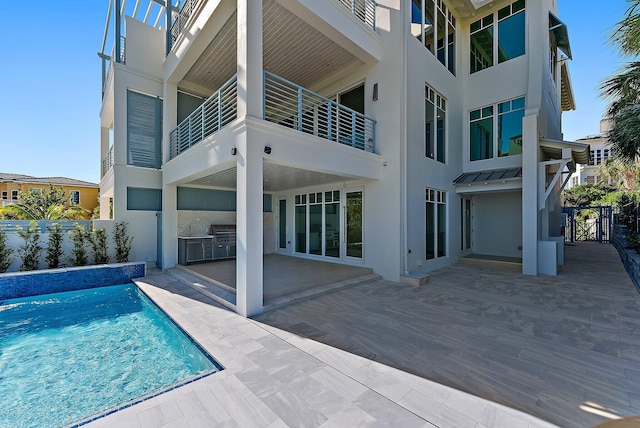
{"left": 1, "top": 220, "right": 121, "bottom": 273}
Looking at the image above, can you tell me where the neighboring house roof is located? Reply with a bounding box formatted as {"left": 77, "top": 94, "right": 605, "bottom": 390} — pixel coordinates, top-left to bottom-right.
{"left": 0, "top": 173, "right": 99, "bottom": 188}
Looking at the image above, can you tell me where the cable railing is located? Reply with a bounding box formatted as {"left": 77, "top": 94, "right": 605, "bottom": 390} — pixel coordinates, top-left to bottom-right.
{"left": 264, "top": 71, "right": 376, "bottom": 153}
{"left": 169, "top": 75, "right": 238, "bottom": 160}
{"left": 338, "top": 0, "right": 376, "bottom": 30}
{"left": 102, "top": 145, "right": 114, "bottom": 177}
{"left": 169, "top": 0, "right": 203, "bottom": 50}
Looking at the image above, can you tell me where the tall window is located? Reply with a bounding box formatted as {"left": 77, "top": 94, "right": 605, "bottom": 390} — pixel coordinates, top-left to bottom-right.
{"left": 470, "top": 97, "right": 524, "bottom": 161}
{"left": 295, "top": 194, "right": 307, "bottom": 253}
{"left": 127, "top": 90, "right": 163, "bottom": 169}
{"left": 411, "top": 0, "right": 456, "bottom": 75}
{"left": 425, "top": 84, "right": 446, "bottom": 163}
{"left": 470, "top": 0, "right": 525, "bottom": 74}
{"left": 1, "top": 191, "right": 7, "bottom": 200}
{"left": 11, "top": 190, "right": 18, "bottom": 200}
{"left": 426, "top": 188, "right": 446, "bottom": 260}
{"left": 69, "top": 190, "right": 81, "bottom": 205}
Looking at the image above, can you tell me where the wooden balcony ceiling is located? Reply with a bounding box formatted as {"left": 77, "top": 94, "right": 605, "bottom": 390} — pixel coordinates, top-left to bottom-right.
{"left": 188, "top": 162, "right": 356, "bottom": 192}
{"left": 181, "top": 0, "right": 363, "bottom": 95}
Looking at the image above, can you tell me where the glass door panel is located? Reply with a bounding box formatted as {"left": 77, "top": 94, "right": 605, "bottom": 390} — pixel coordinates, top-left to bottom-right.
{"left": 309, "top": 192, "right": 323, "bottom": 255}
{"left": 295, "top": 194, "right": 306, "bottom": 253}
{"left": 346, "top": 191, "right": 363, "bottom": 258}
{"left": 325, "top": 191, "right": 340, "bottom": 258}
{"left": 279, "top": 199, "right": 287, "bottom": 249}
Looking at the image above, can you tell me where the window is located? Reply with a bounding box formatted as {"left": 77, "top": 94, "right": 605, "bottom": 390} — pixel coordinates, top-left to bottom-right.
{"left": 470, "top": 96, "right": 525, "bottom": 161}
{"left": 294, "top": 191, "right": 342, "bottom": 258}
{"left": 585, "top": 176, "right": 595, "bottom": 185}
{"left": 425, "top": 85, "right": 446, "bottom": 163}
{"left": 1, "top": 191, "right": 6, "bottom": 200}
{"left": 127, "top": 187, "right": 162, "bottom": 211}
{"left": 571, "top": 176, "right": 578, "bottom": 187}
{"left": 295, "top": 194, "right": 307, "bottom": 253}
{"left": 470, "top": 0, "right": 525, "bottom": 74}
{"left": 595, "top": 149, "right": 602, "bottom": 166}
{"left": 31, "top": 188, "right": 43, "bottom": 195}
{"left": 11, "top": 190, "right": 18, "bottom": 200}
{"left": 127, "top": 90, "right": 163, "bottom": 169}
{"left": 426, "top": 188, "right": 446, "bottom": 259}
{"left": 411, "top": 0, "right": 456, "bottom": 75}
{"left": 69, "top": 190, "right": 80, "bottom": 205}
{"left": 588, "top": 150, "right": 595, "bottom": 166}
{"left": 604, "top": 148, "right": 610, "bottom": 161}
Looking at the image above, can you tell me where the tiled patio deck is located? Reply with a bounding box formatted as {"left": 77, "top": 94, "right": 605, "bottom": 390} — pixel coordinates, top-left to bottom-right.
{"left": 87, "top": 242, "right": 640, "bottom": 427}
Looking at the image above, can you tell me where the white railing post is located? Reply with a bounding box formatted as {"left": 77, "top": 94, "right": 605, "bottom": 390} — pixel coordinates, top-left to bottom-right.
{"left": 351, "top": 112, "right": 356, "bottom": 147}
{"left": 188, "top": 116, "right": 192, "bottom": 149}
{"left": 201, "top": 104, "right": 205, "bottom": 141}
{"left": 297, "top": 87, "right": 303, "bottom": 131}
{"left": 327, "top": 101, "right": 333, "bottom": 141}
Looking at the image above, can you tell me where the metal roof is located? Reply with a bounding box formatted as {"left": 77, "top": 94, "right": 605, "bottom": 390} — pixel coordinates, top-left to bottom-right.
{"left": 453, "top": 168, "right": 522, "bottom": 185}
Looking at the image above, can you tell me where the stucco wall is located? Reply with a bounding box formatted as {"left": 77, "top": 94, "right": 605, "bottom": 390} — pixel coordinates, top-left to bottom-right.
{"left": 473, "top": 191, "right": 523, "bottom": 258}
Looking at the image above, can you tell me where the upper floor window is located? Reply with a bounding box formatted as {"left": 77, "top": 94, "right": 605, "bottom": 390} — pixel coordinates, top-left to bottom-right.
{"left": 411, "top": 0, "right": 456, "bottom": 75}
{"left": 470, "top": 0, "right": 525, "bottom": 74}
{"left": 31, "top": 188, "right": 43, "bottom": 195}
{"left": 1, "top": 191, "right": 7, "bottom": 200}
{"left": 11, "top": 190, "right": 18, "bottom": 200}
{"left": 70, "top": 190, "right": 81, "bottom": 205}
{"left": 470, "top": 96, "right": 525, "bottom": 161}
{"left": 425, "top": 84, "right": 446, "bottom": 163}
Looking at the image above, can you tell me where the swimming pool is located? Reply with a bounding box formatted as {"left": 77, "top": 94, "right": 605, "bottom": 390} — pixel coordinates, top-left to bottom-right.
{"left": 0, "top": 283, "right": 221, "bottom": 427}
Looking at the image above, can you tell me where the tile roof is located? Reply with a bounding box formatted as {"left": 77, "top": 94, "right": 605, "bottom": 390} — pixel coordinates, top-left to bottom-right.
{"left": 0, "top": 173, "right": 98, "bottom": 188}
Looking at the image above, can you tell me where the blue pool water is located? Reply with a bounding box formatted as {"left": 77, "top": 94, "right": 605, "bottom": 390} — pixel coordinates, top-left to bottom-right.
{"left": 0, "top": 284, "right": 220, "bottom": 427}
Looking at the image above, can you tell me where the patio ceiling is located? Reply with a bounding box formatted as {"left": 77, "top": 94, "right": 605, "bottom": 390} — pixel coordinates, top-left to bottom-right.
{"left": 180, "top": 0, "right": 363, "bottom": 95}
{"left": 187, "top": 161, "right": 358, "bottom": 192}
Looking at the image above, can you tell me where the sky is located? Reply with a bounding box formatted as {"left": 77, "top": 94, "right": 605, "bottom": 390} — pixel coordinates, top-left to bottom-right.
{"left": 0, "top": 1, "right": 633, "bottom": 184}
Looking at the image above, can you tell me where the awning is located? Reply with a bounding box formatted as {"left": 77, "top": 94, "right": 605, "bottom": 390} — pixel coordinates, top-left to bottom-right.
{"left": 549, "top": 13, "right": 572, "bottom": 59}
{"left": 560, "top": 62, "right": 576, "bottom": 111}
{"left": 539, "top": 138, "right": 590, "bottom": 165}
{"left": 453, "top": 167, "right": 522, "bottom": 185}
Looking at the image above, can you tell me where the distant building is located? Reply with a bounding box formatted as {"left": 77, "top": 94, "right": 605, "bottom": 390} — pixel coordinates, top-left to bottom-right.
{"left": 566, "top": 120, "right": 612, "bottom": 188}
{"left": 0, "top": 173, "right": 99, "bottom": 212}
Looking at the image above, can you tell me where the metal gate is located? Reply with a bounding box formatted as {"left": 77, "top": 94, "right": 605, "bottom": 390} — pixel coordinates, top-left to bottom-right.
{"left": 562, "top": 206, "right": 613, "bottom": 243}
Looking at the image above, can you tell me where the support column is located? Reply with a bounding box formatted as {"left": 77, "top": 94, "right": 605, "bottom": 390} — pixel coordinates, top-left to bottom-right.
{"left": 522, "top": 110, "right": 540, "bottom": 275}
{"left": 163, "top": 82, "right": 178, "bottom": 163}
{"left": 237, "top": 0, "right": 263, "bottom": 119}
{"left": 236, "top": 131, "right": 264, "bottom": 316}
{"left": 162, "top": 184, "right": 179, "bottom": 269}
{"left": 236, "top": 0, "right": 264, "bottom": 317}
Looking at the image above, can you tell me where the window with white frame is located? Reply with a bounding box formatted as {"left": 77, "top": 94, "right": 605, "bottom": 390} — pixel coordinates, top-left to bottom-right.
{"left": 31, "top": 188, "right": 43, "bottom": 195}
{"left": 70, "top": 190, "right": 81, "bottom": 205}
{"left": 426, "top": 188, "right": 446, "bottom": 260}
{"left": 425, "top": 84, "right": 446, "bottom": 163}
{"left": 470, "top": 96, "right": 525, "bottom": 161}
{"left": 411, "top": 0, "right": 456, "bottom": 75}
{"left": 1, "top": 191, "right": 7, "bottom": 200}
{"left": 571, "top": 176, "right": 578, "bottom": 187}
{"left": 11, "top": 190, "right": 18, "bottom": 200}
{"left": 470, "top": 0, "right": 525, "bottom": 74}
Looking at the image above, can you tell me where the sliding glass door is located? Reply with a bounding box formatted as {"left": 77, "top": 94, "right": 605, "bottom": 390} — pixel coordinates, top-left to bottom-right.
{"left": 345, "top": 190, "right": 363, "bottom": 259}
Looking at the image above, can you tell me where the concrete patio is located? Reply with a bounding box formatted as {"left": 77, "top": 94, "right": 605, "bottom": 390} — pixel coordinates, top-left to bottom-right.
{"left": 87, "top": 242, "right": 640, "bottom": 427}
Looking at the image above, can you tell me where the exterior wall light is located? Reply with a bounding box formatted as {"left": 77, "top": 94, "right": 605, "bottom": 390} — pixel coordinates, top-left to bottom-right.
{"left": 373, "top": 83, "right": 379, "bottom": 101}
{"left": 231, "top": 148, "right": 237, "bottom": 155}
{"left": 264, "top": 146, "right": 272, "bottom": 155}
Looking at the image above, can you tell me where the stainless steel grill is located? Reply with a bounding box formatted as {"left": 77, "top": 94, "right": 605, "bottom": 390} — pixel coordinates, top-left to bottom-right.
{"left": 209, "top": 224, "right": 236, "bottom": 259}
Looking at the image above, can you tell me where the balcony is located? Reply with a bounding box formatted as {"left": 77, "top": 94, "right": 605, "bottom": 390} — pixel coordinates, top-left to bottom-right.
{"left": 169, "top": 75, "right": 238, "bottom": 160}
{"left": 264, "top": 72, "right": 376, "bottom": 153}
{"left": 102, "top": 145, "right": 115, "bottom": 177}
{"left": 168, "top": 71, "right": 376, "bottom": 161}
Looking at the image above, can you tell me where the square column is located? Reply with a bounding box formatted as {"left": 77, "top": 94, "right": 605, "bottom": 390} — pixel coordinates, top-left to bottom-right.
{"left": 236, "top": 131, "right": 264, "bottom": 317}
{"left": 162, "top": 184, "right": 179, "bottom": 269}
{"left": 237, "top": 0, "right": 263, "bottom": 119}
{"left": 522, "top": 110, "right": 539, "bottom": 275}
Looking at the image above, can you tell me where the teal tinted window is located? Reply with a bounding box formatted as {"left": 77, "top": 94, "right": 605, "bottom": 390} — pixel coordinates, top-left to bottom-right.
{"left": 498, "top": 10, "right": 525, "bottom": 63}
{"left": 470, "top": 25, "right": 493, "bottom": 73}
{"left": 470, "top": 106, "right": 493, "bottom": 161}
{"left": 498, "top": 97, "right": 525, "bottom": 157}
{"left": 176, "top": 187, "right": 271, "bottom": 212}
{"left": 127, "top": 188, "right": 162, "bottom": 211}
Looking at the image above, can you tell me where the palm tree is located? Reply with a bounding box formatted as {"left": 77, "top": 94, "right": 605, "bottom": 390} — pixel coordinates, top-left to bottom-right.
{"left": 598, "top": 156, "right": 640, "bottom": 191}
{"left": 0, "top": 186, "right": 89, "bottom": 220}
{"left": 601, "top": 1, "right": 640, "bottom": 160}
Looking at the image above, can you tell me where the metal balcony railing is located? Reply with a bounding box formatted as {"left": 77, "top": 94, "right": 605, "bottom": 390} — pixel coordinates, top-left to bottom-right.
{"left": 169, "top": 75, "right": 238, "bottom": 160}
{"left": 264, "top": 71, "right": 376, "bottom": 153}
{"left": 338, "top": 0, "right": 376, "bottom": 30}
{"left": 102, "top": 145, "right": 114, "bottom": 176}
{"left": 169, "top": 0, "right": 203, "bottom": 50}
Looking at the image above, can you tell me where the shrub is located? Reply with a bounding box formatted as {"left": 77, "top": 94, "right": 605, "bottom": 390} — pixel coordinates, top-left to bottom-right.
{"left": 45, "top": 223, "right": 65, "bottom": 269}
{"left": 69, "top": 224, "right": 89, "bottom": 266}
{"left": 114, "top": 222, "right": 133, "bottom": 263}
{"left": 0, "top": 227, "right": 14, "bottom": 273}
{"left": 89, "top": 227, "right": 109, "bottom": 264}
{"left": 16, "top": 221, "right": 42, "bottom": 271}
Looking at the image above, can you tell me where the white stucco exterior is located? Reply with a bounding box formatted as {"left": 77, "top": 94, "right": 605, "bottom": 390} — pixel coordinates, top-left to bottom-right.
{"left": 99, "top": 0, "right": 585, "bottom": 316}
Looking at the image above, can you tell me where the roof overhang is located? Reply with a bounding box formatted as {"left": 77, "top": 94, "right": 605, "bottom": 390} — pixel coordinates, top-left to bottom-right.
{"left": 539, "top": 138, "right": 590, "bottom": 167}
{"left": 453, "top": 167, "right": 522, "bottom": 194}
{"left": 549, "top": 13, "right": 572, "bottom": 60}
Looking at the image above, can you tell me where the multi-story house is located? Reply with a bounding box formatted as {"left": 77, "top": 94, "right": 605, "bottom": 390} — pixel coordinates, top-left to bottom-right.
{"left": 566, "top": 119, "right": 612, "bottom": 188}
{"left": 98, "top": 0, "right": 586, "bottom": 316}
{"left": 0, "top": 173, "right": 99, "bottom": 212}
